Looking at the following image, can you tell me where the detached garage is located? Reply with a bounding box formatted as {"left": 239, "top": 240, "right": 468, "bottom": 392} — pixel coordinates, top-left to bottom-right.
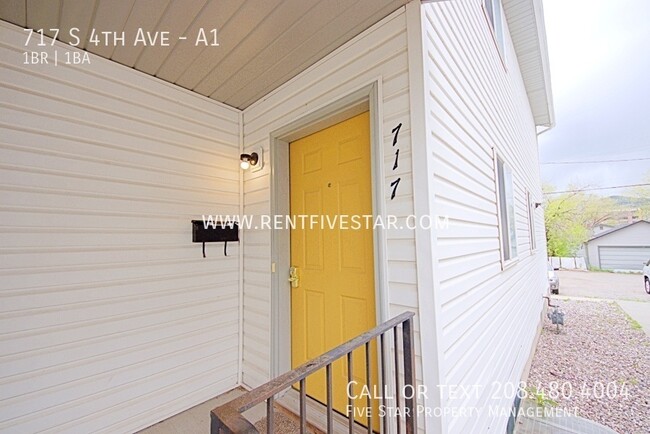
{"left": 585, "top": 220, "right": 650, "bottom": 271}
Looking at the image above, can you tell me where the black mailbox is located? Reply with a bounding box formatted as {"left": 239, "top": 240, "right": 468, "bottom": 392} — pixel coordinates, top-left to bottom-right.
{"left": 191, "top": 220, "right": 239, "bottom": 257}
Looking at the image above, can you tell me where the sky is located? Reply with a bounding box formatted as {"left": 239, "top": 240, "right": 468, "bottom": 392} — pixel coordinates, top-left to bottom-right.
{"left": 538, "top": 0, "right": 650, "bottom": 196}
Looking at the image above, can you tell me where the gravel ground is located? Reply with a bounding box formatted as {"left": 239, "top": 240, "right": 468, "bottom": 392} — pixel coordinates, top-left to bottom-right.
{"left": 526, "top": 300, "right": 650, "bottom": 434}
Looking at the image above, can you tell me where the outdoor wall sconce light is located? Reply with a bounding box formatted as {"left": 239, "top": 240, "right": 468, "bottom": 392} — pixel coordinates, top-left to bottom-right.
{"left": 535, "top": 202, "right": 543, "bottom": 209}
{"left": 240, "top": 147, "right": 263, "bottom": 172}
{"left": 240, "top": 152, "right": 258, "bottom": 170}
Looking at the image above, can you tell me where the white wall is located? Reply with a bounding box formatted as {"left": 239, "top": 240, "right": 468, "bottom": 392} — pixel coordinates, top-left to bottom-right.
{"left": 0, "top": 21, "right": 241, "bottom": 433}
{"left": 420, "top": 1, "right": 548, "bottom": 432}
{"left": 240, "top": 5, "right": 427, "bottom": 402}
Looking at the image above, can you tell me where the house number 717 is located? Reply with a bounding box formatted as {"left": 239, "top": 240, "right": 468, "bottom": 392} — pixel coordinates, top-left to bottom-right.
{"left": 390, "top": 123, "right": 402, "bottom": 200}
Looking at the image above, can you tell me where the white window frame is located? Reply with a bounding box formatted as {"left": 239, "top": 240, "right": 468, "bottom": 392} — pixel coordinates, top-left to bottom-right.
{"left": 527, "top": 191, "right": 537, "bottom": 252}
{"left": 494, "top": 152, "right": 518, "bottom": 266}
{"left": 483, "top": 0, "right": 507, "bottom": 65}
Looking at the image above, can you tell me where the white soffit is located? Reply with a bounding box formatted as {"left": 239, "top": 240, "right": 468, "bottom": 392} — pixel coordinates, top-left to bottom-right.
{"left": 0, "top": 0, "right": 409, "bottom": 110}
{"left": 502, "top": 0, "right": 555, "bottom": 127}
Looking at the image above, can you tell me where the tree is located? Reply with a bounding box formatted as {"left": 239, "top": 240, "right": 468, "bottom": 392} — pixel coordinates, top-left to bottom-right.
{"left": 624, "top": 170, "right": 650, "bottom": 220}
{"left": 543, "top": 184, "right": 615, "bottom": 257}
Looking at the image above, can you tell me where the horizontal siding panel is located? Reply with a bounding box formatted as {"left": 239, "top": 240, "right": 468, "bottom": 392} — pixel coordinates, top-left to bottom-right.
{"left": 0, "top": 130, "right": 239, "bottom": 183}
{"left": 0, "top": 285, "right": 234, "bottom": 334}
{"left": 0, "top": 310, "right": 237, "bottom": 382}
{"left": 0, "top": 319, "right": 238, "bottom": 399}
{"left": 439, "top": 263, "right": 500, "bottom": 309}
{"left": 244, "top": 13, "right": 408, "bottom": 131}
{"left": 387, "top": 283, "right": 419, "bottom": 308}
{"left": 0, "top": 21, "right": 239, "bottom": 124}
{"left": 3, "top": 353, "right": 239, "bottom": 432}
{"left": 433, "top": 173, "right": 495, "bottom": 214}
{"left": 92, "top": 375, "right": 238, "bottom": 434}
{"left": 1, "top": 258, "right": 238, "bottom": 290}
{"left": 436, "top": 218, "right": 498, "bottom": 239}
{"left": 436, "top": 237, "right": 499, "bottom": 261}
{"left": 423, "top": 2, "right": 547, "bottom": 433}
{"left": 0, "top": 268, "right": 227, "bottom": 302}
{"left": 437, "top": 251, "right": 499, "bottom": 288}
{"left": 434, "top": 195, "right": 497, "bottom": 226}
{"left": 0, "top": 115, "right": 239, "bottom": 176}
{"left": 0, "top": 104, "right": 237, "bottom": 167}
{"left": 0, "top": 66, "right": 238, "bottom": 138}
{"left": 0, "top": 144, "right": 238, "bottom": 194}
{"left": 0, "top": 21, "right": 241, "bottom": 433}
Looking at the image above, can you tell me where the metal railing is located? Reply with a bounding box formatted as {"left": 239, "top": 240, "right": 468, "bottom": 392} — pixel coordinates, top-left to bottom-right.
{"left": 211, "top": 311, "right": 417, "bottom": 434}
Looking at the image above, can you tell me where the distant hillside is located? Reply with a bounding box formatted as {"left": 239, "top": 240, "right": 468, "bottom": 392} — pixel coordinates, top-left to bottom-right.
{"left": 608, "top": 195, "right": 650, "bottom": 209}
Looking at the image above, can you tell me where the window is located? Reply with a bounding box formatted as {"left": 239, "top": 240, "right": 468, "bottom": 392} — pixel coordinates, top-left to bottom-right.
{"left": 527, "top": 192, "right": 536, "bottom": 251}
{"left": 484, "top": 0, "right": 506, "bottom": 57}
{"left": 497, "top": 157, "right": 517, "bottom": 261}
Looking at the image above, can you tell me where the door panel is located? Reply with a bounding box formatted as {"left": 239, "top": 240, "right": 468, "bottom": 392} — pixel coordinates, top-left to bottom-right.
{"left": 290, "top": 112, "right": 378, "bottom": 428}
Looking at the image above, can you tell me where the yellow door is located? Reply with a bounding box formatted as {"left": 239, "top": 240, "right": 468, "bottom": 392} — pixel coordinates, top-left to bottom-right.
{"left": 290, "top": 112, "right": 378, "bottom": 429}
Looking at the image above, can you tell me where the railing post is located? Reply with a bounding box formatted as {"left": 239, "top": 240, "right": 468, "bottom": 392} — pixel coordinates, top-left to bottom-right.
{"left": 210, "top": 312, "right": 415, "bottom": 434}
{"left": 266, "top": 396, "right": 274, "bottom": 434}
{"left": 210, "top": 410, "right": 222, "bottom": 434}
{"left": 379, "top": 333, "right": 386, "bottom": 434}
{"left": 402, "top": 317, "right": 417, "bottom": 434}
{"left": 393, "top": 327, "right": 401, "bottom": 434}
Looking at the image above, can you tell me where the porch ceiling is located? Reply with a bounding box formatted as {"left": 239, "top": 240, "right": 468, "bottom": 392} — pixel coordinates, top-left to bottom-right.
{"left": 0, "top": 0, "right": 408, "bottom": 109}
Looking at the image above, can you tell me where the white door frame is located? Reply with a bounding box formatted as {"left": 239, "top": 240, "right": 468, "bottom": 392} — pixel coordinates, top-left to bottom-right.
{"left": 268, "top": 79, "right": 390, "bottom": 378}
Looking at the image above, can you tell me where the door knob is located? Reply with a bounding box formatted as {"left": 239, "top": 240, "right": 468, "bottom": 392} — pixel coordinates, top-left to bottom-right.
{"left": 288, "top": 266, "right": 299, "bottom": 288}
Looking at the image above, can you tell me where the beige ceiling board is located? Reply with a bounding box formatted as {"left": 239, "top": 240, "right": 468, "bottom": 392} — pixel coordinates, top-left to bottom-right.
{"left": 223, "top": 0, "right": 405, "bottom": 108}
{"left": 58, "top": 0, "right": 97, "bottom": 46}
{"left": 155, "top": 0, "right": 241, "bottom": 83}
{"left": 0, "top": 0, "right": 25, "bottom": 26}
{"left": 191, "top": 0, "right": 314, "bottom": 97}
{"left": 26, "top": 0, "right": 61, "bottom": 38}
{"left": 134, "top": 0, "right": 208, "bottom": 75}
{"left": 175, "top": 0, "right": 280, "bottom": 91}
{"left": 1, "top": 0, "right": 410, "bottom": 109}
{"left": 86, "top": 0, "right": 136, "bottom": 58}
{"left": 208, "top": 1, "right": 351, "bottom": 104}
{"left": 111, "top": 0, "right": 171, "bottom": 67}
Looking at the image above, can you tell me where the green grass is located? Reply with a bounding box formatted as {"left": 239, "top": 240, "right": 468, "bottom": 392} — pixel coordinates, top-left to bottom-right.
{"left": 525, "top": 386, "right": 558, "bottom": 408}
{"left": 614, "top": 303, "right": 644, "bottom": 331}
{"left": 617, "top": 377, "right": 639, "bottom": 386}
{"left": 627, "top": 315, "right": 643, "bottom": 331}
{"left": 587, "top": 266, "right": 643, "bottom": 275}
{"left": 588, "top": 266, "right": 614, "bottom": 273}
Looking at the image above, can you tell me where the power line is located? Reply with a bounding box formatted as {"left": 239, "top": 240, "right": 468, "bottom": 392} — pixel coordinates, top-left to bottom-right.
{"left": 541, "top": 157, "right": 650, "bottom": 165}
{"left": 544, "top": 183, "right": 650, "bottom": 195}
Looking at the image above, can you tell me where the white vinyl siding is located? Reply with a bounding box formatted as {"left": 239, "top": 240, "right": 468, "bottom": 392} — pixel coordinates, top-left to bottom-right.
{"left": 0, "top": 21, "right": 240, "bottom": 433}
{"left": 240, "top": 7, "right": 426, "bottom": 399}
{"left": 420, "top": 2, "right": 547, "bottom": 433}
